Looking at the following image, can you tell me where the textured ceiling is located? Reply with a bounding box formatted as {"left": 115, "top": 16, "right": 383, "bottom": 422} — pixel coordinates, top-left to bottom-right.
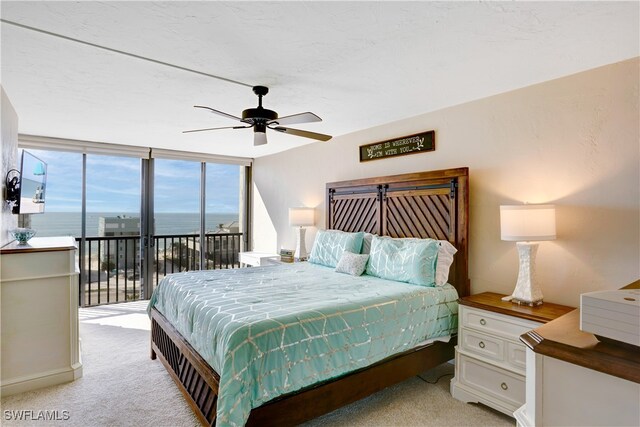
{"left": 1, "top": 1, "right": 638, "bottom": 158}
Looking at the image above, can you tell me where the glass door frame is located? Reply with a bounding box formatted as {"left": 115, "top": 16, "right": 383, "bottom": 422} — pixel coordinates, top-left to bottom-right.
{"left": 141, "top": 157, "right": 154, "bottom": 300}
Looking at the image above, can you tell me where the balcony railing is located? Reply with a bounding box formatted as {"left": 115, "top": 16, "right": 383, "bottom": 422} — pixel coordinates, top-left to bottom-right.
{"left": 76, "top": 232, "right": 243, "bottom": 307}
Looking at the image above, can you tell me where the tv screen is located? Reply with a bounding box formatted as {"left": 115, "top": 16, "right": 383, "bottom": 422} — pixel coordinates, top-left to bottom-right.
{"left": 14, "top": 150, "right": 47, "bottom": 214}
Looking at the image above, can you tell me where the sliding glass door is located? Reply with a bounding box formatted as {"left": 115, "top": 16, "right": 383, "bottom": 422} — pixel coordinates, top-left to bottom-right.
{"left": 151, "top": 158, "right": 201, "bottom": 285}
{"left": 149, "top": 159, "right": 244, "bottom": 287}
{"left": 204, "top": 162, "right": 242, "bottom": 269}
{"left": 84, "top": 154, "right": 142, "bottom": 305}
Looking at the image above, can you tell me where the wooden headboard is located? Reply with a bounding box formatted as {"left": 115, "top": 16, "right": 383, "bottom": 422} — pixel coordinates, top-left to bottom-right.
{"left": 326, "top": 167, "right": 469, "bottom": 297}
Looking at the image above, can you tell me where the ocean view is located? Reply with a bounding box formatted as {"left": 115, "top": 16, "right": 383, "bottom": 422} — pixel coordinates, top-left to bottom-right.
{"left": 29, "top": 212, "right": 239, "bottom": 237}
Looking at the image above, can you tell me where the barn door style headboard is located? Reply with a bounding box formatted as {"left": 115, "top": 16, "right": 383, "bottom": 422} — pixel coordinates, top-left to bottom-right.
{"left": 326, "top": 167, "right": 469, "bottom": 297}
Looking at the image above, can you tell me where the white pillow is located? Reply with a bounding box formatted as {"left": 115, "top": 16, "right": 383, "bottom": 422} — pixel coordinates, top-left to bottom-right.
{"left": 435, "top": 240, "right": 458, "bottom": 286}
{"left": 361, "top": 233, "right": 377, "bottom": 254}
{"left": 335, "top": 251, "right": 369, "bottom": 276}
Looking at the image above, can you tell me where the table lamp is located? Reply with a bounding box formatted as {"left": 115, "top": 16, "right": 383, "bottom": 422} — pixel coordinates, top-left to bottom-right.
{"left": 500, "top": 204, "right": 556, "bottom": 306}
{"left": 289, "top": 207, "right": 314, "bottom": 261}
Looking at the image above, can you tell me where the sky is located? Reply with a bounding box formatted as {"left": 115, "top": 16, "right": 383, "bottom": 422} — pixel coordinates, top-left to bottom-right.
{"left": 27, "top": 149, "right": 240, "bottom": 213}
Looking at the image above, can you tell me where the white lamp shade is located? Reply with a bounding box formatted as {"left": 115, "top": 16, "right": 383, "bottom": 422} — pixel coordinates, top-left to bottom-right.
{"left": 500, "top": 204, "right": 556, "bottom": 241}
{"left": 289, "top": 207, "right": 315, "bottom": 227}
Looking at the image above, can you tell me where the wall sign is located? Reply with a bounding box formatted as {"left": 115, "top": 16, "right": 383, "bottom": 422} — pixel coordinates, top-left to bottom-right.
{"left": 359, "top": 131, "right": 435, "bottom": 162}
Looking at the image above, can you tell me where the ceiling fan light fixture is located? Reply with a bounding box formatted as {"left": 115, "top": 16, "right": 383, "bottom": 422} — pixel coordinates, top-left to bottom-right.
{"left": 254, "top": 122, "right": 268, "bottom": 146}
{"left": 254, "top": 131, "right": 267, "bottom": 146}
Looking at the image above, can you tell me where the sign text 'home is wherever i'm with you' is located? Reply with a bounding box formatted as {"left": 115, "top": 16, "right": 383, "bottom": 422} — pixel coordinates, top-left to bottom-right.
{"left": 359, "top": 131, "right": 435, "bottom": 162}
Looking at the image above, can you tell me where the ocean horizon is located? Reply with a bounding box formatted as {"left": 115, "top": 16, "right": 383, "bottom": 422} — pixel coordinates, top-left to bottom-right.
{"left": 28, "top": 211, "right": 240, "bottom": 238}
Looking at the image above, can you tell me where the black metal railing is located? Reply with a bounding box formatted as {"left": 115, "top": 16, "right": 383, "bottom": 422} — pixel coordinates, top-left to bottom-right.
{"left": 76, "top": 232, "right": 243, "bottom": 307}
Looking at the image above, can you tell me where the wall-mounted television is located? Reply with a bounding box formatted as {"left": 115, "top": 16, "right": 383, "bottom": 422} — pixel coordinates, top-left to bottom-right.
{"left": 7, "top": 150, "right": 48, "bottom": 214}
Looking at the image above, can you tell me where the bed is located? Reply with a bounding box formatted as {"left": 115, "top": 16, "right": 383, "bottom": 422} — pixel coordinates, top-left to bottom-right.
{"left": 149, "top": 167, "right": 469, "bottom": 426}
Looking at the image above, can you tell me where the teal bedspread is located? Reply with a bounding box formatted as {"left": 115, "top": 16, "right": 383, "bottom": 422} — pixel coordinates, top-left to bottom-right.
{"left": 148, "top": 262, "right": 458, "bottom": 426}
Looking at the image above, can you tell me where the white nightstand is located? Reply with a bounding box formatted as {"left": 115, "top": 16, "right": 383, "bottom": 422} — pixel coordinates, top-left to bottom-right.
{"left": 239, "top": 251, "right": 281, "bottom": 267}
{"left": 450, "top": 292, "right": 573, "bottom": 417}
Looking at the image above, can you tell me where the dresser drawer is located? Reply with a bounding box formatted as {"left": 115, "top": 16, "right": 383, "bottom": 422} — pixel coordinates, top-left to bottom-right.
{"left": 457, "top": 353, "right": 525, "bottom": 409}
{"left": 461, "top": 306, "right": 540, "bottom": 341}
{"left": 460, "top": 329, "right": 504, "bottom": 363}
{"left": 506, "top": 341, "right": 527, "bottom": 372}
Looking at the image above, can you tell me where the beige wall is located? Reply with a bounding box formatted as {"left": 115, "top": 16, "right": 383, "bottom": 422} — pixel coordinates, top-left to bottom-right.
{"left": 253, "top": 58, "right": 640, "bottom": 307}
{"left": 1, "top": 87, "right": 19, "bottom": 247}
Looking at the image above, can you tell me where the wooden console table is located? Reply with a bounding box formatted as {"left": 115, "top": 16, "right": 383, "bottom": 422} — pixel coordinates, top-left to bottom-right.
{"left": 516, "top": 280, "right": 640, "bottom": 426}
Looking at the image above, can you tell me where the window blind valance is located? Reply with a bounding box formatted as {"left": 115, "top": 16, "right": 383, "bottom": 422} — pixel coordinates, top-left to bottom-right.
{"left": 150, "top": 148, "right": 252, "bottom": 166}
{"left": 18, "top": 134, "right": 150, "bottom": 158}
{"left": 17, "top": 135, "right": 253, "bottom": 166}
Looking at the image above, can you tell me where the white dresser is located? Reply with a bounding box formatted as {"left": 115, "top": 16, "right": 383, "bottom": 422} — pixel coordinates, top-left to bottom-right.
{"left": 517, "top": 281, "right": 640, "bottom": 427}
{"left": 451, "top": 292, "right": 573, "bottom": 416}
{"left": 1, "top": 236, "right": 83, "bottom": 396}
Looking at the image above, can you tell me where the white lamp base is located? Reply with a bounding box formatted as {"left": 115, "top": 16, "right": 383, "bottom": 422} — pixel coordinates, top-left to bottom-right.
{"left": 509, "top": 242, "right": 544, "bottom": 306}
{"left": 294, "top": 227, "right": 308, "bottom": 261}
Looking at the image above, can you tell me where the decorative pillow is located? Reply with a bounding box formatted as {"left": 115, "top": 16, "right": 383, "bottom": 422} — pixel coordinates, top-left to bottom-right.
{"left": 365, "top": 236, "right": 439, "bottom": 286}
{"left": 361, "top": 232, "right": 377, "bottom": 255}
{"left": 435, "top": 240, "right": 458, "bottom": 286}
{"left": 308, "top": 230, "right": 365, "bottom": 268}
{"left": 335, "top": 251, "right": 369, "bottom": 276}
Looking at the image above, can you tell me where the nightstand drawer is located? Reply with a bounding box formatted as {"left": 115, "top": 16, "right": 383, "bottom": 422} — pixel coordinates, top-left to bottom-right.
{"left": 462, "top": 306, "right": 540, "bottom": 341}
{"left": 460, "top": 329, "right": 504, "bottom": 363}
{"left": 457, "top": 353, "right": 525, "bottom": 408}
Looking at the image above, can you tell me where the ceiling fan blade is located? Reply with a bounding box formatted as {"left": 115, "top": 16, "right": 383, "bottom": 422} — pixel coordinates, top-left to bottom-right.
{"left": 268, "top": 112, "right": 321, "bottom": 126}
{"left": 194, "top": 105, "right": 242, "bottom": 122}
{"left": 182, "top": 125, "right": 251, "bottom": 134}
{"left": 272, "top": 126, "right": 332, "bottom": 142}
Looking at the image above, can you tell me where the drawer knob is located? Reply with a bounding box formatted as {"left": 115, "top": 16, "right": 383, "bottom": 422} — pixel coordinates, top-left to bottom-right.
{"left": 479, "top": 341, "right": 486, "bottom": 349}
{"left": 501, "top": 382, "right": 508, "bottom": 390}
{"left": 480, "top": 319, "right": 486, "bottom": 326}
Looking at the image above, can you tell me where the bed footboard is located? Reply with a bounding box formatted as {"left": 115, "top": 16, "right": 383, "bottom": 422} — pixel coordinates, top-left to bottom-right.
{"left": 151, "top": 308, "right": 220, "bottom": 426}
{"left": 246, "top": 337, "right": 456, "bottom": 426}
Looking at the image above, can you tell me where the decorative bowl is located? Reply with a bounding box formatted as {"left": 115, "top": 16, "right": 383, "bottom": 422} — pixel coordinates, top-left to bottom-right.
{"left": 10, "top": 228, "right": 36, "bottom": 245}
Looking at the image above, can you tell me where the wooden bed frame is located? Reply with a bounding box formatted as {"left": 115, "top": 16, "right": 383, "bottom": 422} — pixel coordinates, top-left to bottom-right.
{"left": 150, "top": 167, "right": 469, "bottom": 426}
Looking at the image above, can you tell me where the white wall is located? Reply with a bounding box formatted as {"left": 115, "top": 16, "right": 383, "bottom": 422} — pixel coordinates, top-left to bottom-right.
{"left": 1, "top": 87, "right": 19, "bottom": 247}
{"left": 253, "top": 58, "right": 640, "bottom": 307}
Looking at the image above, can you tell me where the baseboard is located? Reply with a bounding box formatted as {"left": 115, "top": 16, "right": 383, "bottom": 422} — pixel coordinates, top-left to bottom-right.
{"left": 1, "top": 364, "right": 83, "bottom": 397}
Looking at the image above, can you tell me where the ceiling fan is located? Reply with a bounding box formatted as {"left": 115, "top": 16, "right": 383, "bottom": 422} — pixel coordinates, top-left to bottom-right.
{"left": 183, "top": 86, "right": 332, "bottom": 146}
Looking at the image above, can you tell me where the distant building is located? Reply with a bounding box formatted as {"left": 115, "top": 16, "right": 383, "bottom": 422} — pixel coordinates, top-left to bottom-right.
{"left": 205, "top": 221, "right": 242, "bottom": 266}
{"left": 99, "top": 215, "right": 140, "bottom": 270}
{"left": 213, "top": 221, "right": 240, "bottom": 234}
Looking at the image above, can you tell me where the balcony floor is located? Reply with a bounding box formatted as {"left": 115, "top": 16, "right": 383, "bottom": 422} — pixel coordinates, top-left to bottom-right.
{"left": 79, "top": 299, "right": 151, "bottom": 330}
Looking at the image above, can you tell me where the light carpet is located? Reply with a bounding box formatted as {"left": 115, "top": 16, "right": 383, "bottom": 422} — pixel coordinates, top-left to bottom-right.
{"left": 1, "top": 301, "right": 514, "bottom": 426}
